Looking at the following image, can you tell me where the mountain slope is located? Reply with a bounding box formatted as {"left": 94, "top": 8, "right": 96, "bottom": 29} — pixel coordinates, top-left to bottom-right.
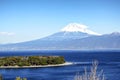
{"left": 42, "top": 32, "right": 92, "bottom": 40}
{"left": 0, "top": 23, "right": 120, "bottom": 51}
{"left": 42, "top": 23, "right": 100, "bottom": 40}
{"left": 63, "top": 33, "right": 120, "bottom": 49}
{"left": 0, "top": 32, "right": 120, "bottom": 50}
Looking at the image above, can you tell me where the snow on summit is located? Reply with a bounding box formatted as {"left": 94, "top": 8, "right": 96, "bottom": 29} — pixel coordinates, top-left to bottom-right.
{"left": 61, "top": 23, "right": 101, "bottom": 35}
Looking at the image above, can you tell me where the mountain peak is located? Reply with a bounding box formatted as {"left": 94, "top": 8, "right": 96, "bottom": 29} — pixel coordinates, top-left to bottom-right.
{"left": 61, "top": 23, "right": 87, "bottom": 32}
{"left": 110, "top": 32, "right": 120, "bottom": 36}
{"left": 61, "top": 23, "right": 101, "bottom": 35}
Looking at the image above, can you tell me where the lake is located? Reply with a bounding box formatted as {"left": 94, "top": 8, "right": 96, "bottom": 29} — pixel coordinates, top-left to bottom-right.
{"left": 0, "top": 50, "right": 120, "bottom": 80}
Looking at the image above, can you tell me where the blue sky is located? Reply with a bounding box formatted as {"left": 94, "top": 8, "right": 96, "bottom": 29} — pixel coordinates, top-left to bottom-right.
{"left": 0, "top": 0, "right": 120, "bottom": 44}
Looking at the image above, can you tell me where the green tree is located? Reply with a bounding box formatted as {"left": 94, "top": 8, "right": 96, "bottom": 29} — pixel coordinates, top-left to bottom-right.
{"left": 0, "top": 56, "right": 65, "bottom": 66}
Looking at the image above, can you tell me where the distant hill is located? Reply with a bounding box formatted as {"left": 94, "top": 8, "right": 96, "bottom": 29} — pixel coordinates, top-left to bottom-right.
{"left": 0, "top": 23, "right": 120, "bottom": 51}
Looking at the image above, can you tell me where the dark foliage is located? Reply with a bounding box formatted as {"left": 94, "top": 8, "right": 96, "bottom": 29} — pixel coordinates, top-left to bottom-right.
{"left": 0, "top": 56, "right": 65, "bottom": 67}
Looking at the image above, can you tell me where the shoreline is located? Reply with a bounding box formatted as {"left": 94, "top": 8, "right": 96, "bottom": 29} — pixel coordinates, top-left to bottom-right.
{"left": 0, "top": 62, "right": 73, "bottom": 69}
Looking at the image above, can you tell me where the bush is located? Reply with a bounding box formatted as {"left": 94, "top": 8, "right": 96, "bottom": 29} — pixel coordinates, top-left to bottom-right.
{"left": 74, "top": 61, "right": 105, "bottom": 80}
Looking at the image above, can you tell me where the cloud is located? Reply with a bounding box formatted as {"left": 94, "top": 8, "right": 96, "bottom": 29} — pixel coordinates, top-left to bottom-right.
{"left": 0, "top": 32, "right": 15, "bottom": 36}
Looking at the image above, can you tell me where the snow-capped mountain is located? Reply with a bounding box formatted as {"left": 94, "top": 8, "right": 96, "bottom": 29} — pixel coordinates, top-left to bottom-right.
{"left": 0, "top": 23, "right": 120, "bottom": 51}
{"left": 61, "top": 23, "right": 101, "bottom": 35}
{"left": 43, "top": 32, "right": 91, "bottom": 40}
{"left": 42, "top": 23, "right": 101, "bottom": 40}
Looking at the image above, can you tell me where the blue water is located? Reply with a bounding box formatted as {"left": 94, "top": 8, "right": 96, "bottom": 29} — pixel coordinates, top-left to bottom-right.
{"left": 0, "top": 50, "right": 120, "bottom": 80}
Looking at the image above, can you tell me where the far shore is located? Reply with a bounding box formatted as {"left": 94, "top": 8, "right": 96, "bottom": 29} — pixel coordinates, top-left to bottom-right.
{"left": 0, "top": 62, "right": 73, "bottom": 69}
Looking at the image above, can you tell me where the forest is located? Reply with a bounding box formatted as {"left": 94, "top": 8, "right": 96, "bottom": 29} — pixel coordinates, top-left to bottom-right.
{"left": 0, "top": 56, "right": 65, "bottom": 67}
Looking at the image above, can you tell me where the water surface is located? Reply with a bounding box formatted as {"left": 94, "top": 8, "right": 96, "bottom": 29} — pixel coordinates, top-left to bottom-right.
{"left": 0, "top": 50, "right": 120, "bottom": 80}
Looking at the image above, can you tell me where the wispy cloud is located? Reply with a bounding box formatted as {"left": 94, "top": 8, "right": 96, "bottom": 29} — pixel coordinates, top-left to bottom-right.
{"left": 0, "top": 32, "right": 15, "bottom": 36}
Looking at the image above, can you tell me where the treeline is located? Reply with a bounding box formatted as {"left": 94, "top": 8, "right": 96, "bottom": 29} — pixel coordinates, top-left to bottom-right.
{"left": 0, "top": 56, "right": 65, "bottom": 67}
